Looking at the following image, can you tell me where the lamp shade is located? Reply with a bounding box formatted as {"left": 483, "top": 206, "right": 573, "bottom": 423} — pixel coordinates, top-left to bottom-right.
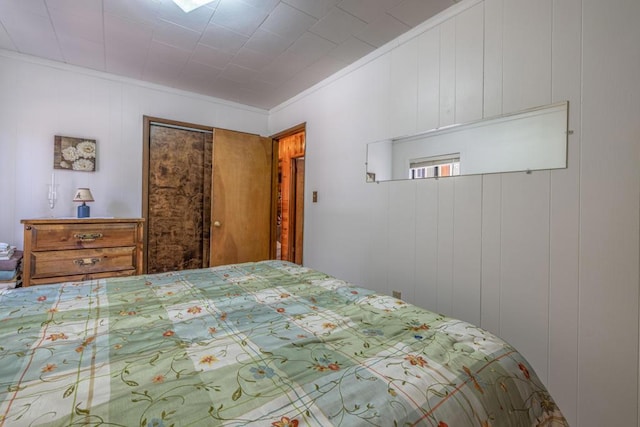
{"left": 73, "top": 188, "right": 94, "bottom": 203}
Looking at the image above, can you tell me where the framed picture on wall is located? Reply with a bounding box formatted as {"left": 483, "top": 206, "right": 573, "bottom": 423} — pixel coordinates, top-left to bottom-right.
{"left": 54, "top": 135, "right": 97, "bottom": 172}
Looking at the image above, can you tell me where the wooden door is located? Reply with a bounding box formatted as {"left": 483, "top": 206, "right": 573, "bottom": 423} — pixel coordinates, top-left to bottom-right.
{"left": 292, "top": 157, "right": 305, "bottom": 264}
{"left": 144, "top": 121, "right": 212, "bottom": 273}
{"left": 210, "top": 128, "right": 273, "bottom": 266}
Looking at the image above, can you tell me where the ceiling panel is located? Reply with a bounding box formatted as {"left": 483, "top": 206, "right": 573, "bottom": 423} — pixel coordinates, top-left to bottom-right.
{"left": 58, "top": 35, "right": 105, "bottom": 70}
{"left": 152, "top": 19, "right": 201, "bottom": 51}
{"left": 282, "top": 0, "right": 339, "bottom": 19}
{"left": 355, "top": 13, "right": 411, "bottom": 48}
{"left": 327, "top": 35, "right": 375, "bottom": 64}
{"left": 103, "top": 0, "right": 161, "bottom": 26}
{"left": 48, "top": 7, "right": 103, "bottom": 44}
{"left": 0, "top": 0, "right": 49, "bottom": 17}
{"left": 0, "top": 23, "right": 15, "bottom": 50}
{"left": 244, "top": 28, "right": 290, "bottom": 58}
{"left": 309, "top": 7, "right": 367, "bottom": 44}
{"left": 287, "top": 32, "right": 336, "bottom": 65}
{"left": 389, "top": 0, "right": 455, "bottom": 27}
{"left": 199, "top": 22, "right": 249, "bottom": 53}
{"left": 209, "top": 0, "right": 270, "bottom": 37}
{"left": 260, "top": 3, "right": 318, "bottom": 42}
{"left": 157, "top": 0, "right": 216, "bottom": 32}
{"left": 191, "top": 43, "right": 234, "bottom": 69}
{"left": 336, "top": 0, "right": 392, "bottom": 24}
{"left": 0, "top": 0, "right": 457, "bottom": 109}
{"left": 231, "top": 46, "right": 274, "bottom": 70}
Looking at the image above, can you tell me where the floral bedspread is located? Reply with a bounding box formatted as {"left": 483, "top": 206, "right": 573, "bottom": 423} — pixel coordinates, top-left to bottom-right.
{"left": 0, "top": 261, "right": 567, "bottom": 426}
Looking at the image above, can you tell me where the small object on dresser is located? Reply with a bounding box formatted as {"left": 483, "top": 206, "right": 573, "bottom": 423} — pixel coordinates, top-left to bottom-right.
{"left": 0, "top": 248, "right": 23, "bottom": 289}
{"left": 73, "top": 188, "right": 94, "bottom": 218}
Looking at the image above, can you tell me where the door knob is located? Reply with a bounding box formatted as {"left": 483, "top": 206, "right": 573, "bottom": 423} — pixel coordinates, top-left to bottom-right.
{"left": 213, "top": 221, "right": 221, "bottom": 227}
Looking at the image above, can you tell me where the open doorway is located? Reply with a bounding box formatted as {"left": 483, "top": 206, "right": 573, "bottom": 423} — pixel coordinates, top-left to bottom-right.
{"left": 273, "top": 125, "right": 306, "bottom": 264}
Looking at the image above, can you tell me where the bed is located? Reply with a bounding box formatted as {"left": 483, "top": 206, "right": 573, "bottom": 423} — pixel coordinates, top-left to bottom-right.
{"left": 0, "top": 260, "right": 566, "bottom": 426}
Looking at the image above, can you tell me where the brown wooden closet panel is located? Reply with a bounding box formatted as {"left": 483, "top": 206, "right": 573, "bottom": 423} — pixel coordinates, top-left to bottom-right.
{"left": 145, "top": 122, "right": 212, "bottom": 273}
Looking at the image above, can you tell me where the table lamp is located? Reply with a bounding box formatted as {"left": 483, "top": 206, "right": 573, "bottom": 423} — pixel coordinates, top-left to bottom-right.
{"left": 73, "top": 188, "right": 94, "bottom": 218}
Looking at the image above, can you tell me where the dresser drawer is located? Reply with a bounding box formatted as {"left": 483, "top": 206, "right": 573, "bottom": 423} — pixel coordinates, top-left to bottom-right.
{"left": 28, "top": 223, "right": 139, "bottom": 250}
{"left": 29, "top": 247, "right": 138, "bottom": 279}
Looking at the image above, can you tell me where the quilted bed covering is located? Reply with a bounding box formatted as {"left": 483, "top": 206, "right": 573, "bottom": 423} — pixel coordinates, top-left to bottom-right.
{"left": 0, "top": 260, "right": 567, "bottom": 426}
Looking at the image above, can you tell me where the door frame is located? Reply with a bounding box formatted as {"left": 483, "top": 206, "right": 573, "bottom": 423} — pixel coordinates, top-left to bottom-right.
{"left": 270, "top": 122, "right": 306, "bottom": 264}
{"left": 142, "top": 116, "right": 214, "bottom": 273}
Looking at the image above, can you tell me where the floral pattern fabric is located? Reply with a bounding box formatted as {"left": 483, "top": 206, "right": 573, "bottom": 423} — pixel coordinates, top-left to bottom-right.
{"left": 0, "top": 261, "right": 567, "bottom": 426}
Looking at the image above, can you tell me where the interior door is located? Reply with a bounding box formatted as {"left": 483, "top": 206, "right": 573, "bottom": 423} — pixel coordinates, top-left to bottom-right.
{"left": 210, "top": 128, "right": 273, "bottom": 266}
{"left": 145, "top": 121, "right": 212, "bottom": 273}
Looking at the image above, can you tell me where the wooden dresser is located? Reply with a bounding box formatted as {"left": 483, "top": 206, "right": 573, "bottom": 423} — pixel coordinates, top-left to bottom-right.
{"left": 21, "top": 218, "right": 144, "bottom": 287}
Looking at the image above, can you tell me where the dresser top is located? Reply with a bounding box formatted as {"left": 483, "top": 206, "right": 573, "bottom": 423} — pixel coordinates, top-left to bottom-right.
{"left": 21, "top": 218, "right": 144, "bottom": 225}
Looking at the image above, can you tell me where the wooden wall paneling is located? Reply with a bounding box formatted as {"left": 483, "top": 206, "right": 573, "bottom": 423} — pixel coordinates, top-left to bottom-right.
{"left": 436, "top": 178, "right": 455, "bottom": 315}
{"left": 480, "top": 174, "right": 502, "bottom": 335}
{"left": 480, "top": 0, "right": 504, "bottom": 337}
{"left": 578, "top": 1, "right": 640, "bottom": 424}
{"left": 361, "top": 183, "right": 391, "bottom": 296}
{"left": 454, "top": 2, "right": 484, "bottom": 124}
{"left": 417, "top": 27, "right": 440, "bottom": 133}
{"left": 387, "top": 179, "right": 417, "bottom": 302}
{"left": 547, "top": 0, "right": 582, "bottom": 423}
{"left": 389, "top": 37, "right": 419, "bottom": 137}
{"left": 293, "top": 158, "right": 304, "bottom": 264}
{"left": 499, "top": 172, "right": 551, "bottom": 382}
{"left": 0, "top": 60, "right": 17, "bottom": 242}
{"left": 414, "top": 179, "right": 439, "bottom": 312}
{"left": 502, "top": 0, "right": 553, "bottom": 112}
{"left": 277, "top": 132, "right": 305, "bottom": 261}
{"left": 499, "top": 0, "right": 553, "bottom": 384}
{"left": 482, "top": 0, "right": 503, "bottom": 118}
{"left": 451, "top": 175, "right": 482, "bottom": 325}
{"left": 438, "top": 18, "right": 456, "bottom": 127}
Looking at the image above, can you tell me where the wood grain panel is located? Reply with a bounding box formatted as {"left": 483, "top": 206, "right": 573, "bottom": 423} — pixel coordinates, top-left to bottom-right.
{"left": 277, "top": 132, "right": 305, "bottom": 262}
{"left": 148, "top": 124, "right": 211, "bottom": 273}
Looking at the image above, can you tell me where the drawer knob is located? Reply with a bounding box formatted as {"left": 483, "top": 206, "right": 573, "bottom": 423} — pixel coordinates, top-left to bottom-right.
{"left": 74, "top": 258, "right": 101, "bottom": 267}
{"left": 74, "top": 233, "right": 103, "bottom": 241}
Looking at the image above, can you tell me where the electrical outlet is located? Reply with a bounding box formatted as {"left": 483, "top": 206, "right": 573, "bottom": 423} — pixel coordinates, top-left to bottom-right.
{"left": 392, "top": 290, "right": 401, "bottom": 299}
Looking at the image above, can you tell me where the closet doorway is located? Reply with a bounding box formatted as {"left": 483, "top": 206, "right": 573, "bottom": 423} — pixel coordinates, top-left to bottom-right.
{"left": 143, "top": 117, "right": 274, "bottom": 273}
{"left": 273, "top": 125, "right": 306, "bottom": 264}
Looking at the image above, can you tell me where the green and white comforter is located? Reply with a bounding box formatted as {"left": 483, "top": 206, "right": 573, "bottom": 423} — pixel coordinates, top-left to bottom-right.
{"left": 0, "top": 261, "right": 567, "bottom": 426}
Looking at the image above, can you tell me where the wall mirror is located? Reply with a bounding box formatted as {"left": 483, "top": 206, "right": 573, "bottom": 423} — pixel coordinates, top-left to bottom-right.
{"left": 366, "top": 101, "right": 569, "bottom": 182}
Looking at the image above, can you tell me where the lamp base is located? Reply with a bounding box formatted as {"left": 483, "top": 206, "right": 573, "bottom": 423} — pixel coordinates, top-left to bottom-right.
{"left": 77, "top": 203, "right": 90, "bottom": 218}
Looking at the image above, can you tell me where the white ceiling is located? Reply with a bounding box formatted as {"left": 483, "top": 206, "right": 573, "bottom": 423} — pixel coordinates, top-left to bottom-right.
{"left": 0, "top": 0, "right": 457, "bottom": 109}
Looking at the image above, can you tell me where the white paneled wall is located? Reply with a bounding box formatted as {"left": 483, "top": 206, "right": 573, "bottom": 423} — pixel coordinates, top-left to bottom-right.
{"left": 269, "top": 0, "right": 640, "bottom": 426}
{"left": 0, "top": 51, "right": 268, "bottom": 248}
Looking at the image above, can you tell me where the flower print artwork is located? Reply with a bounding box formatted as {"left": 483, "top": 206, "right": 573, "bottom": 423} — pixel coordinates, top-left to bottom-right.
{"left": 54, "top": 135, "right": 97, "bottom": 172}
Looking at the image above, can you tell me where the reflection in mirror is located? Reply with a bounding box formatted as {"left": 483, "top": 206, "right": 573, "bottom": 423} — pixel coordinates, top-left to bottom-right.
{"left": 366, "top": 101, "right": 568, "bottom": 182}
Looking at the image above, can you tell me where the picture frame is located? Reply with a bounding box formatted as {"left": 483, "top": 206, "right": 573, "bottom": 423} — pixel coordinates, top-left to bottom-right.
{"left": 54, "top": 135, "right": 97, "bottom": 172}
